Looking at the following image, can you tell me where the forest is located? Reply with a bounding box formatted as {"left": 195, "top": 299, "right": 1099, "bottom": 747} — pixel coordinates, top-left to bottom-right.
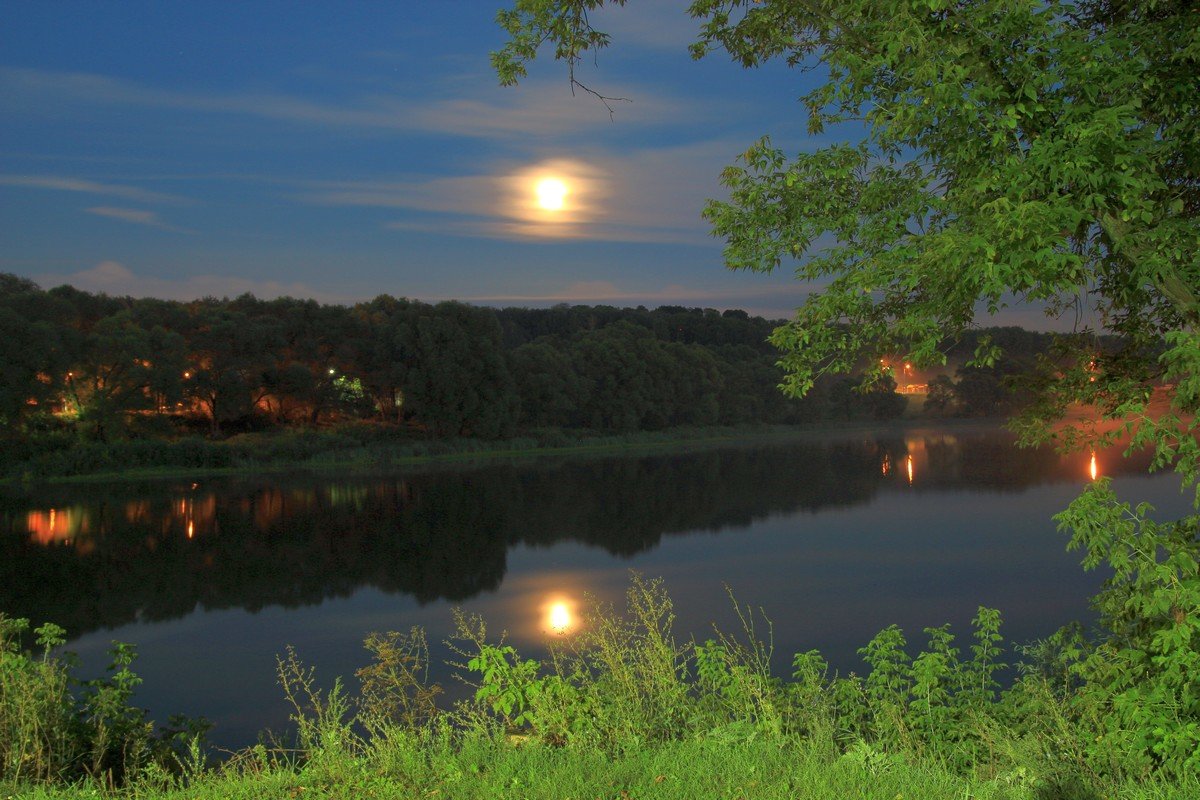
{"left": 1, "top": 272, "right": 1066, "bottom": 448}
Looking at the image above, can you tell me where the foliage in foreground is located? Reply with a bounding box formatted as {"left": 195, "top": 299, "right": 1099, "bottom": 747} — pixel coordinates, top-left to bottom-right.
{"left": 4, "top": 569, "right": 1199, "bottom": 798}
{"left": 0, "top": 616, "right": 207, "bottom": 788}
{"left": 488, "top": 0, "right": 1200, "bottom": 786}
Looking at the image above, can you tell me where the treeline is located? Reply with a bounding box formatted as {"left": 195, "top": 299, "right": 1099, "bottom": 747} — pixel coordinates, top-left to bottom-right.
{"left": 1, "top": 272, "right": 1066, "bottom": 442}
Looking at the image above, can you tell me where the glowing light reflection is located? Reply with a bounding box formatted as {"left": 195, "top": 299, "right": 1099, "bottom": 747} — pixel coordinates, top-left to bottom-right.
{"left": 1089, "top": 452, "right": 1098, "bottom": 481}
{"left": 549, "top": 603, "right": 571, "bottom": 631}
{"left": 906, "top": 454, "right": 914, "bottom": 485}
{"left": 27, "top": 508, "right": 74, "bottom": 544}
{"left": 543, "top": 596, "right": 577, "bottom": 634}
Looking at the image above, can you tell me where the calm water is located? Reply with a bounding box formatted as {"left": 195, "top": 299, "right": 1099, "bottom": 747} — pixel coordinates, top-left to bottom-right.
{"left": 1, "top": 427, "right": 1189, "bottom": 748}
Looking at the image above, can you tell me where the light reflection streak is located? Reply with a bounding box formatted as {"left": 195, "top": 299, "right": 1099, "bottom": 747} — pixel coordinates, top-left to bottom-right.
{"left": 906, "top": 454, "right": 914, "bottom": 485}
{"left": 174, "top": 494, "right": 216, "bottom": 540}
{"left": 26, "top": 508, "right": 76, "bottom": 544}
{"left": 1089, "top": 452, "right": 1098, "bottom": 481}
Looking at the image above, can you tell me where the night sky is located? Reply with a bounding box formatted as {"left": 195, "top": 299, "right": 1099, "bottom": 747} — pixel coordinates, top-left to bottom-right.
{"left": 1, "top": 1, "right": 824, "bottom": 316}
{"left": 3, "top": 0, "right": 1063, "bottom": 328}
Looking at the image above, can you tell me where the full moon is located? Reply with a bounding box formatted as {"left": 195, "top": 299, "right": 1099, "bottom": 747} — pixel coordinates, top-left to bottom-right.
{"left": 535, "top": 178, "right": 568, "bottom": 211}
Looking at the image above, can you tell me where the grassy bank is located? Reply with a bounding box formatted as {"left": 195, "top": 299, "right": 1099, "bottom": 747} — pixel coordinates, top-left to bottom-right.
{"left": 11, "top": 736, "right": 1192, "bottom": 800}
{"left": 4, "top": 576, "right": 1197, "bottom": 799}
{"left": 0, "top": 418, "right": 996, "bottom": 485}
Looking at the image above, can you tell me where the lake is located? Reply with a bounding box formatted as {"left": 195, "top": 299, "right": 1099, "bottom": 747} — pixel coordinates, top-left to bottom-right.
{"left": 1, "top": 425, "right": 1189, "bottom": 750}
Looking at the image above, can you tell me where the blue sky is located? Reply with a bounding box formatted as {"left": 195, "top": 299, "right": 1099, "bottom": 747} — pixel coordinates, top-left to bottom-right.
{"left": 2, "top": 0, "right": 1069, "bottom": 329}
{"left": 2, "top": 0, "right": 839, "bottom": 318}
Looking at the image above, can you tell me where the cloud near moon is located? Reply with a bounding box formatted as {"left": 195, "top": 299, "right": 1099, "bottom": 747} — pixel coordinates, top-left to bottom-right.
{"left": 502, "top": 158, "right": 610, "bottom": 238}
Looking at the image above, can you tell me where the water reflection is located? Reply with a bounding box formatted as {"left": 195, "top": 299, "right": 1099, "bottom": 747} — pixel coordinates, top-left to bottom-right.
{"left": 0, "top": 429, "right": 1150, "bottom": 641}
{"left": 1090, "top": 451, "right": 1099, "bottom": 481}
{"left": 26, "top": 507, "right": 87, "bottom": 546}
{"left": 545, "top": 597, "right": 576, "bottom": 635}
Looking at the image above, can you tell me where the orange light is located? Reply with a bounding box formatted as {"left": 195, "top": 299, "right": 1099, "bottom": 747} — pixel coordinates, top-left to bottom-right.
{"left": 187, "top": 520, "right": 194, "bottom": 539}
{"left": 906, "top": 454, "right": 914, "bottom": 485}
{"left": 549, "top": 603, "right": 570, "bottom": 632}
{"left": 1089, "top": 452, "right": 1098, "bottom": 481}
{"left": 544, "top": 597, "right": 577, "bottom": 634}
{"left": 27, "top": 508, "right": 78, "bottom": 545}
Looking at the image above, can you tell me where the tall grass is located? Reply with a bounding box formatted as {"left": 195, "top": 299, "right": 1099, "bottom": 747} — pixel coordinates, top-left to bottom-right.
{"left": 4, "top": 576, "right": 1199, "bottom": 798}
{"left": 0, "top": 617, "right": 74, "bottom": 783}
{"left": 0, "top": 614, "right": 208, "bottom": 790}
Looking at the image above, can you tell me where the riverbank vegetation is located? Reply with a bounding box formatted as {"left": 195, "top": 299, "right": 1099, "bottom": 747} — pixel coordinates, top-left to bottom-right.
{"left": 486, "top": 0, "right": 1200, "bottom": 792}
{"left": 4, "top": 573, "right": 1198, "bottom": 799}
{"left": 2, "top": 274, "right": 1067, "bottom": 472}
{"left": 2, "top": 416, "right": 1005, "bottom": 484}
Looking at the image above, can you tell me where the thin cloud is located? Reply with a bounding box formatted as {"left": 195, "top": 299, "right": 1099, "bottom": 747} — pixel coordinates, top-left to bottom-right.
{"left": 36, "top": 261, "right": 350, "bottom": 304}
{"left": 0, "top": 174, "right": 190, "bottom": 204}
{"left": 302, "top": 139, "right": 743, "bottom": 245}
{"left": 0, "top": 67, "right": 694, "bottom": 139}
{"left": 588, "top": 0, "right": 700, "bottom": 52}
{"left": 85, "top": 206, "right": 195, "bottom": 234}
{"left": 30, "top": 263, "right": 819, "bottom": 321}
{"left": 413, "top": 82, "right": 688, "bottom": 137}
{"left": 459, "top": 279, "right": 809, "bottom": 311}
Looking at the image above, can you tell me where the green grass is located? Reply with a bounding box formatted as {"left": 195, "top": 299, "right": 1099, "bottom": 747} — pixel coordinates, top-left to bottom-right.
{"left": 8, "top": 732, "right": 1196, "bottom": 800}
{"left": 7, "top": 574, "right": 1196, "bottom": 800}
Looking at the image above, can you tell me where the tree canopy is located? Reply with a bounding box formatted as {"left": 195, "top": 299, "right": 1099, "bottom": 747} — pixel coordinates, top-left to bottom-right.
{"left": 492, "top": 0, "right": 1200, "bottom": 777}
{"left": 493, "top": 0, "right": 1198, "bottom": 435}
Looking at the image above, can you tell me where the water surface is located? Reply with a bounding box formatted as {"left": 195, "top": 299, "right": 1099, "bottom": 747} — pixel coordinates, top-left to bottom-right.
{"left": 1, "top": 427, "right": 1187, "bottom": 748}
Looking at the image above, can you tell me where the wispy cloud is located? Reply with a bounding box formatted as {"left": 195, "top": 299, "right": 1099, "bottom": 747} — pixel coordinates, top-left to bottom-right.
{"left": 456, "top": 279, "right": 811, "bottom": 319}
{"left": 300, "top": 139, "right": 740, "bottom": 245}
{"left": 0, "top": 174, "right": 190, "bottom": 204}
{"left": 0, "top": 67, "right": 693, "bottom": 139}
{"left": 85, "top": 206, "right": 194, "bottom": 233}
{"left": 35, "top": 261, "right": 350, "bottom": 304}
{"left": 588, "top": 0, "right": 701, "bottom": 52}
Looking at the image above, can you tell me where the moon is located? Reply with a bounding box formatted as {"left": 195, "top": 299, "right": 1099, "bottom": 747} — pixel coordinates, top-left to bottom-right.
{"left": 535, "top": 177, "right": 568, "bottom": 211}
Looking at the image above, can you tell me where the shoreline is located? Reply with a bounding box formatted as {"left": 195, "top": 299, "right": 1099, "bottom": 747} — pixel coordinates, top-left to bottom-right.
{"left": 1, "top": 417, "right": 1009, "bottom": 487}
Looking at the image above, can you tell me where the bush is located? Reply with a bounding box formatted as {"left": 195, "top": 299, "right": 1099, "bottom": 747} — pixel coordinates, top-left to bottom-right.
{"left": 0, "top": 614, "right": 208, "bottom": 788}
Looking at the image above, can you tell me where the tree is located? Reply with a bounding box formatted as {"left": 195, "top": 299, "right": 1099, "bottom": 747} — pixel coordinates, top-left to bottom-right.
{"left": 923, "top": 374, "right": 957, "bottom": 417}
{"left": 510, "top": 339, "right": 585, "bottom": 428}
{"left": 0, "top": 276, "right": 63, "bottom": 432}
{"left": 492, "top": 0, "right": 1199, "bottom": 776}
{"left": 185, "top": 304, "right": 282, "bottom": 435}
{"left": 65, "top": 311, "right": 173, "bottom": 440}
{"left": 402, "top": 302, "right": 519, "bottom": 439}
{"left": 493, "top": 0, "right": 1196, "bottom": 428}
{"left": 345, "top": 295, "right": 415, "bottom": 424}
